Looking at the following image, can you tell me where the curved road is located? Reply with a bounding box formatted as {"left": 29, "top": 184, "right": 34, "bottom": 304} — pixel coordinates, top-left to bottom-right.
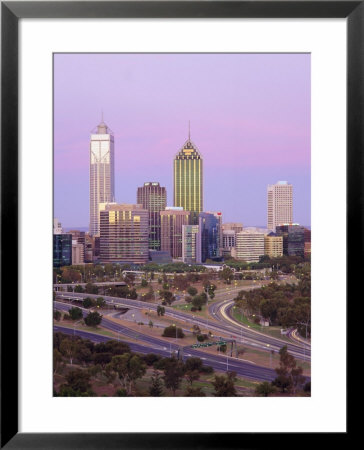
{"left": 209, "top": 299, "right": 311, "bottom": 360}
{"left": 56, "top": 291, "right": 310, "bottom": 361}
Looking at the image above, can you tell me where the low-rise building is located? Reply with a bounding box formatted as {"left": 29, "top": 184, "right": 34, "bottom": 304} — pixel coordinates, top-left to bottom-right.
{"left": 235, "top": 231, "right": 265, "bottom": 263}
{"left": 264, "top": 234, "right": 283, "bottom": 258}
{"left": 72, "top": 240, "right": 85, "bottom": 265}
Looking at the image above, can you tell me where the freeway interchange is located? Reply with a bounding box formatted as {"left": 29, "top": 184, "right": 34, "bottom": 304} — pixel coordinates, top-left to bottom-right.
{"left": 54, "top": 287, "right": 310, "bottom": 382}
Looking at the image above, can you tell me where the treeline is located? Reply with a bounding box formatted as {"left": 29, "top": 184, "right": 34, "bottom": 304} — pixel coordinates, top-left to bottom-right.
{"left": 226, "top": 255, "right": 309, "bottom": 273}
{"left": 234, "top": 270, "right": 311, "bottom": 337}
{"left": 54, "top": 332, "right": 245, "bottom": 397}
{"left": 54, "top": 306, "right": 103, "bottom": 327}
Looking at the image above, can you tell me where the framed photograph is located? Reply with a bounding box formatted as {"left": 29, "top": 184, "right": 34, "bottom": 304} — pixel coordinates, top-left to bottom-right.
{"left": 1, "top": 1, "right": 355, "bottom": 448}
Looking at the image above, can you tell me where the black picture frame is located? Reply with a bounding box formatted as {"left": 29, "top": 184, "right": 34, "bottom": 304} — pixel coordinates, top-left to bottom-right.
{"left": 1, "top": 1, "right": 355, "bottom": 448}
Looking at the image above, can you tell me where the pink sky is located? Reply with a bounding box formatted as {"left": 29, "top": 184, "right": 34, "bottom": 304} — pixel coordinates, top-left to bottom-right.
{"left": 54, "top": 53, "right": 310, "bottom": 228}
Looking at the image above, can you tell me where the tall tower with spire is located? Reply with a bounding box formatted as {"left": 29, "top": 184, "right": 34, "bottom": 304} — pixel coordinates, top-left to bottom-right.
{"left": 89, "top": 116, "right": 115, "bottom": 236}
{"left": 173, "top": 123, "right": 203, "bottom": 225}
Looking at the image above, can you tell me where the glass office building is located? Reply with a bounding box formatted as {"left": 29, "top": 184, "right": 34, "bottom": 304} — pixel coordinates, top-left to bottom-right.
{"left": 198, "top": 212, "right": 222, "bottom": 263}
{"left": 137, "top": 182, "right": 167, "bottom": 250}
{"left": 173, "top": 132, "right": 203, "bottom": 225}
{"left": 276, "top": 224, "right": 305, "bottom": 257}
{"left": 53, "top": 234, "right": 72, "bottom": 267}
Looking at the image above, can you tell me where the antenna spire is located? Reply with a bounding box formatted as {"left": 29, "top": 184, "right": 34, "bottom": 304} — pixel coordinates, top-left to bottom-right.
{"left": 101, "top": 110, "right": 104, "bottom": 123}
{"left": 188, "top": 120, "right": 191, "bottom": 141}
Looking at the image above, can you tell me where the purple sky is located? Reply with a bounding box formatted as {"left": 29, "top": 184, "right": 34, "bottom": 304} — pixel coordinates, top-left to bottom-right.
{"left": 54, "top": 53, "right": 310, "bottom": 228}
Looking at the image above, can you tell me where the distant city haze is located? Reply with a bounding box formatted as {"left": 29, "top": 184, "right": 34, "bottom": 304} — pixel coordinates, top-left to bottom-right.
{"left": 54, "top": 53, "right": 310, "bottom": 228}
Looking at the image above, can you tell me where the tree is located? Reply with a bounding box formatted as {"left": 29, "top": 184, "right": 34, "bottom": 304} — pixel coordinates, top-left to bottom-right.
{"left": 303, "top": 381, "right": 311, "bottom": 394}
{"left": 68, "top": 306, "right": 83, "bottom": 321}
{"left": 173, "top": 274, "right": 189, "bottom": 290}
{"left": 61, "top": 267, "right": 81, "bottom": 283}
{"left": 212, "top": 372, "right": 237, "bottom": 396}
{"left": 192, "top": 294, "right": 206, "bottom": 311}
{"left": 148, "top": 320, "right": 154, "bottom": 328}
{"left": 255, "top": 381, "right": 276, "bottom": 397}
{"left": 65, "top": 368, "right": 92, "bottom": 393}
{"left": 59, "top": 338, "right": 78, "bottom": 365}
{"left": 143, "top": 353, "right": 161, "bottom": 366}
{"left": 85, "top": 283, "right": 99, "bottom": 294}
{"left": 272, "top": 345, "right": 305, "bottom": 394}
{"left": 141, "top": 279, "right": 148, "bottom": 288}
{"left": 149, "top": 369, "right": 164, "bottom": 397}
{"left": 53, "top": 349, "right": 63, "bottom": 374}
{"left": 94, "top": 340, "right": 130, "bottom": 356}
{"left": 163, "top": 358, "right": 185, "bottom": 396}
{"left": 76, "top": 342, "right": 93, "bottom": 366}
{"left": 144, "top": 286, "right": 154, "bottom": 301}
{"left": 96, "top": 297, "right": 106, "bottom": 308}
{"left": 54, "top": 310, "right": 61, "bottom": 321}
{"left": 185, "top": 369, "right": 200, "bottom": 386}
{"left": 204, "top": 282, "right": 216, "bottom": 300}
{"left": 187, "top": 286, "right": 198, "bottom": 296}
{"left": 162, "top": 325, "right": 184, "bottom": 338}
{"left": 93, "top": 352, "right": 113, "bottom": 368}
{"left": 157, "top": 305, "right": 165, "bottom": 317}
{"left": 84, "top": 311, "right": 102, "bottom": 327}
{"left": 159, "top": 290, "right": 175, "bottom": 305}
{"left": 83, "top": 297, "right": 95, "bottom": 308}
{"left": 106, "top": 353, "right": 146, "bottom": 395}
{"left": 219, "top": 267, "right": 234, "bottom": 284}
{"left": 124, "top": 273, "right": 136, "bottom": 285}
{"left": 184, "top": 386, "right": 206, "bottom": 397}
{"left": 74, "top": 285, "right": 84, "bottom": 293}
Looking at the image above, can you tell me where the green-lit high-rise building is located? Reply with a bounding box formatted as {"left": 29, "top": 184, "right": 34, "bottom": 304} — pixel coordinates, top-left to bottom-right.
{"left": 173, "top": 126, "right": 203, "bottom": 225}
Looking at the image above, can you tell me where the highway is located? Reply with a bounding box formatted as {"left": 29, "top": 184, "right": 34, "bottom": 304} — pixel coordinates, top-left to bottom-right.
{"left": 56, "top": 291, "right": 310, "bottom": 361}
{"left": 53, "top": 321, "right": 278, "bottom": 382}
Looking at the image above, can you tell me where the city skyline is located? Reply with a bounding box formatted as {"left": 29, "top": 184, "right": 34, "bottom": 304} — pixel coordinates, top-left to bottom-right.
{"left": 54, "top": 53, "right": 310, "bottom": 228}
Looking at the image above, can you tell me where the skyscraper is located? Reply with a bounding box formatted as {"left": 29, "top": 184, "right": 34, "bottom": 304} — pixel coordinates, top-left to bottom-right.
{"left": 267, "top": 181, "right": 293, "bottom": 231}
{"left": 137, "top": 182, "right": 167, "bottom": 250}
{"left": 89, "top": 118, "right": 115, "bottom": 236}
{"left": 197, "top": 212, "right": 222, "bottom": 263}
{"left": 99, "top": 203, "right": 149, "bottom": 264}
{"left": 173, "top": 126, "right": 203, "bottom": 225}
{"left": 160, "top": 207, "right": 190, "bottom": 259}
